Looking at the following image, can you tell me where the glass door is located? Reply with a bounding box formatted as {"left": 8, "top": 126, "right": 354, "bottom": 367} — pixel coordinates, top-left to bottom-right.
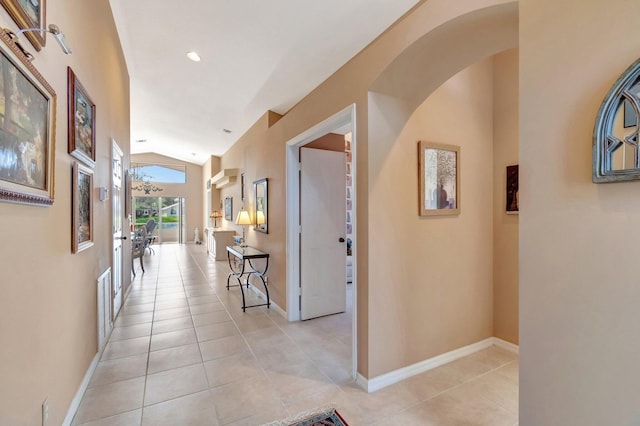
{"left": 134, "top": 196, "right": 185, "bottom": 244}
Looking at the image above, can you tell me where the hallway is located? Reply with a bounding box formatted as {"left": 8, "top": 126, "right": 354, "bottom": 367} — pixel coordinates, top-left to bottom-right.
{"left": 72, "top": 244, "right": 518, "bottom": 425}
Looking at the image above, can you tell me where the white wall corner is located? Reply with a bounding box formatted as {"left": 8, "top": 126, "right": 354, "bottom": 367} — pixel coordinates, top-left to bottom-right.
{"left": 356, "top": 373, "right": 370, "bottom": 392}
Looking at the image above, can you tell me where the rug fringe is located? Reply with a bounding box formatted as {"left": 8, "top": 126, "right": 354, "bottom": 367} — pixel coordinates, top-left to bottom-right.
{"left": 261, "top": 403, "right": 337, "bottom": 426}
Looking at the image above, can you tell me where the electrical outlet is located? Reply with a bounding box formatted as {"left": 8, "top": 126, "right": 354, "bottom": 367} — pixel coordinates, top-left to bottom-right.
{"left": 42, "top": 397, "right": 49, "bottom": 426}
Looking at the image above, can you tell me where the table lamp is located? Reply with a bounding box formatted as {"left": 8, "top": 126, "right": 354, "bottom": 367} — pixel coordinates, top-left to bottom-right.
{"left": 235, "top": 209, "right": 251, "bottom": 247}
{"left": 210, "top": 210, "right": 222, "bottom": 228}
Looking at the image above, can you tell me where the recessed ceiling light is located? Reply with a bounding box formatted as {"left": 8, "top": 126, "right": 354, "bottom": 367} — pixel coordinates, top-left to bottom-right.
{"left": 186, "top": 51, "right": 201, "bottom": 62}
{"left": 223, "top": 129, "right": 232, "bottom": 134}
{"left": 191, "top": 152, "right": 197, "bottom": 156}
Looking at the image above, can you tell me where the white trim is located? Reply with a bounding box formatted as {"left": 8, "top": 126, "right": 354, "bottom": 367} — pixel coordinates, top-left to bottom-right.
{"left": 62, "top": 352, "right": 100, "bottom": 426}
{"left": 246, "top": 283, "right": 286, "bottom": 318}
{"left": 285, "top": 104, "right": 356, "bottom": 322}
{"left": 355, "top": 373, "right": 369, "bottom": 392}
{"left": 363, "top": 338, "right": 497, "bottom": 393}
{"left": 493, "top": 337, "right": 519, "bottom": 354}
{"left": 285, "top": 103, "right": 358, "bottom": 382}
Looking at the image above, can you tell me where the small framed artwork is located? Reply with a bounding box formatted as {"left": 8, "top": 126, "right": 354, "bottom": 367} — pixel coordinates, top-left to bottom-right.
{"left": 506, "top": 164, "right": 519, "bottom": 214}
{"left": 0, "top": 30, "right": 56, "bottom": 206}
{"left": 418, "top": 141, "right": 460, "bottom": 216}
{"left": 72, "top": 161, "right": 94, "bottom": 253}
{"left": 0, "top": 0, "right": 46, "bottom": 51}
{"left": 241, "top": 172, "right": 245, "bottom": 201}
{"left": 68, "top": 67, "right": 96, "bottom": 167}
{"left": 224, "top": 196, "right": 232, "bottom": 221}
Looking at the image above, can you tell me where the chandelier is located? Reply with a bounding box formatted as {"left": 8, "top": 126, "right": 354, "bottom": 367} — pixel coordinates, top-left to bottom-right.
{"left": 132, "top": 181, "right": 163, "bottom": 195}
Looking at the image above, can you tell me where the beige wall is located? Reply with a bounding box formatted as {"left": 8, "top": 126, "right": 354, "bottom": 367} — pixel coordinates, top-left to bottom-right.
{"left": 306, "top": 133, "right": 346, "bottom": 152}
{"left": 493, "top": 49, "right": 519, "bottom": 344}
{"left": 368, "top": 58, "right": 495, "bottom": 376}
{"left": 219, "top": 112, "right": 287, "bottom": 304}
{"left": 520, "top": 0, "right": 640, "bottom": 424}
{"left": 131, "top": 153, "right": 203, "bottom": 242}
{"left": 0, "top": 0, "right": 129, "bottom": 424}
{"left": 203, "top": 155, "right": 221, "bottom": 229}
{"left": 219, "top": 0, "right": 517, "bottom": 378}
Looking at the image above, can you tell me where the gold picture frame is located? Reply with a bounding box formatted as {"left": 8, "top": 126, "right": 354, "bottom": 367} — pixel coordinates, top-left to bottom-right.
{"left": 72, "top": 161, "right": 94, "bottom": 253}
{"left": 0, "top": 30, "right": 56, "bottom": 206}
{"left": 68, "top": 67, "right": 96, "bottom": 167}
{"left": 418, "top": 141, "right": 460, "bottom": 216}
{"left": 0, "top": 0, "right": 46, "bottom": 51}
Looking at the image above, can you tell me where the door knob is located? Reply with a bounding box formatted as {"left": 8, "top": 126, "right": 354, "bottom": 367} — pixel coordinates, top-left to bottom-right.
{"left": 117, "top": 236, "right": 127, "bottom": 240}
{"left": 339, "top": 237, "right": 345, "bottom": 243}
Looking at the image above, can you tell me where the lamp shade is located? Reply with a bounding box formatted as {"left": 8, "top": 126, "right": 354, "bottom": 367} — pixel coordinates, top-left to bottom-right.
{"left": 256, "top": 210, "right": 266, "bottom": 225}
{"left": 210, "top": 210, "right": 222, "bottom": 219}
{"left": 235, "top": 209, "right": 251, "bottom": 225}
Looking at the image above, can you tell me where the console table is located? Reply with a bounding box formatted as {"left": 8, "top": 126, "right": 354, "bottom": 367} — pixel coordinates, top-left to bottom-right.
{"left": 226, "top": 245, "right": 270, "bottom": 312}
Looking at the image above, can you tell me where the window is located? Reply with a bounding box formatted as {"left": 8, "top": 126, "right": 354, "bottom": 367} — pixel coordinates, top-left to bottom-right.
{"left": 131, "top": 163, "right": 186, "bottom": 183}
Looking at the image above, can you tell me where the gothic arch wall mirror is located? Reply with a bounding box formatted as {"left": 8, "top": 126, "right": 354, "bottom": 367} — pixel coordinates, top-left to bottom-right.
{"left": 594, "top": 57, "right": 640, "bottom": 182}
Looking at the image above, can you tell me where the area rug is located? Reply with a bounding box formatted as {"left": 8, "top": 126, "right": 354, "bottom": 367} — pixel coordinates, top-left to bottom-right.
{"left": 262, "top": 405, "right": 349, "bottom": 426}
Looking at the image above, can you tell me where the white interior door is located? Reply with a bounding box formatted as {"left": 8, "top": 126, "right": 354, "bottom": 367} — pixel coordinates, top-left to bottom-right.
{"left": 300, "top": 147, "right": 347, "bottom": 320}
{"left": 112, "top": 141, "right": 124, "bottom": 319}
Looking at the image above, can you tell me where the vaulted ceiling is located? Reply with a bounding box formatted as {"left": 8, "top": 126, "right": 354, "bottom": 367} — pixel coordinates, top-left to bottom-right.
{"left": 109, "top": 0, "right": 420, "bottom": 164}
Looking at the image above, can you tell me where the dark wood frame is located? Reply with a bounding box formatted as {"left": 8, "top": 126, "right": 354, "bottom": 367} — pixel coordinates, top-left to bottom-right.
{"left": 72, "top": 161, "right": 94, "bottom": 253}
{"left": 506, "top": 164, "right": 519, "bottom": 214}
{"left": 68, "top": 67, "right": 96, "bottom": 167}
{"left": 241, "top": 172, "right": 245, "bottom": 201}
{"left": 0, "top": 0, "right": 46, "bottom": 51}
{"left": 0, "top": 30, "right": 56, "bottom": 206}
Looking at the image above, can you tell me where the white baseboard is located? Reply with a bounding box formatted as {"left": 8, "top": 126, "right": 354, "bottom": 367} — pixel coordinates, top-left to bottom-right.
{"left": 247, "top": 282, "right": 286, "bottom": 318}
{"left": 357, "top": 337, "right": 519, "bottom": 393}
{"left": 62, "top": 352, "right": 100, "bottom": 426}
{"left": 493, "top": 337, "right": 519, "bottom": 354}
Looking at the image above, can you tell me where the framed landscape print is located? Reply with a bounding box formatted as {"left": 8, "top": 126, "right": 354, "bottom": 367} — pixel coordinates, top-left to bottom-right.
{"left": 0, "top": 0, "right": 46, "bottom": 51}
{"left": 0, "top": 30, "right": 56, "bottom": 206}
{"left": 72, "top": 161, "right": 93, "bottom": 253}
{"left": 68, "top": 67, "right": 96, "bottom": 167}
{"left": 506, "top": 164, "right": 519, "bottom": 214}
{"left": 418, "top": 141, "right": 460, "bottom": 216}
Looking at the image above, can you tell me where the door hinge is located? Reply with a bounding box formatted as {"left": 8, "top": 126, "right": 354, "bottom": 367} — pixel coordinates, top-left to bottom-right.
{"left": 298, "top": 162, "right": 302, "bottom": 171}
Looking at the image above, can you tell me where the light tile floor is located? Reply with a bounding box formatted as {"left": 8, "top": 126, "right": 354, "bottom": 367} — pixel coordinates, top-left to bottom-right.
{"left": 72, "top": 244, "right": 518, "bottom": 426}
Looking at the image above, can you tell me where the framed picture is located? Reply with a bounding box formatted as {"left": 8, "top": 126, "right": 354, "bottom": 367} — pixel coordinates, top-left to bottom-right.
{"left": 0, "top": 31, "right": 56, "bottom": 206}
{"left": 0, "top": 0, "right": 46, "bottom": 51}
{"left": 418, "top": 141, "right": 460, "bottom": 216}
{"left": 241, "top": 172, "right": 245, "bottom": 201}
{"left": 506, "top": 164, "right": 519, "bottom": 214}
{"left": 68, "top": 67, "right": 96, "bottom": 167}
{"left": 72, "top": 161, "right": 94, "bottom": 253}
{"left": 224, "top": 196, "right": 232, "bottom": 221}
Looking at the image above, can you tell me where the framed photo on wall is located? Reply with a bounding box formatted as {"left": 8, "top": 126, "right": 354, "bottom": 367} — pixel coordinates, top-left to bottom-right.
{"left": 506, "top": 164, "right": 519, "bottom": 214}
{"left": 0, "top": 30, "right": 56, "bottom": 206}
{"left": 418, "top": 141, "right": 460, "bottom": 216}
{"left": 72, "top": 161, "right": 94, "bottom": 253}
{"left": 0, "top": 0, "right": 46, "bottom": 51}
{"left": 68, "top": 67, "right": 96, "bottom": 167}
{"left": 225, "top": 196, "right": 232, "bottom": 221}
